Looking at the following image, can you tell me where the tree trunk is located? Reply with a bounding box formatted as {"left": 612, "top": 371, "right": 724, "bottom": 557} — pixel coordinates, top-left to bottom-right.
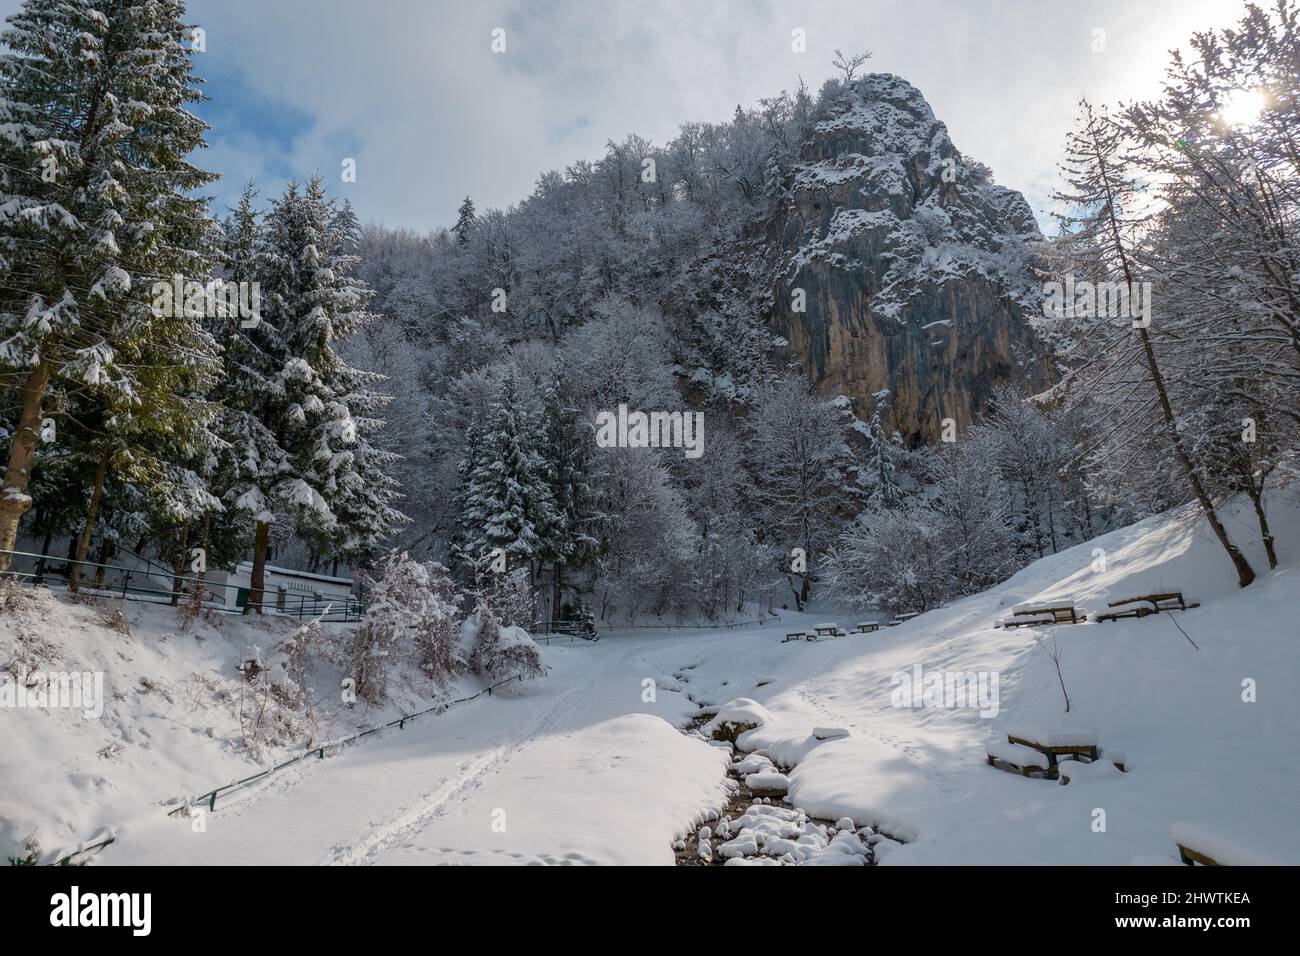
{"left": 1244, "top": 481, "right": 1278, "bottom": 570}
{"left": 1134, "top": 325, "right": 1255, "bottom": 587}
{"left": 171, "top": 524, "right": 189, "bottom": 606}
{"left": 246, "top": 520, "right": 271, "bottom": 614}
{"left": 1092, "top": 136, "right": 1255, "bottom": 588}
{"left": 552, "top": 562, "right": 563, "bottom": 628}
{"left": 331, "top": 556, "right": 339, "bottom": 578}
{"left": 66, "top": 447, "right": 111, "bottom": 596}
{"left": 0, "top": 361, "right": 51, "bottom": 571}
{"left": 92, "top": 537, "right": 111, "bottom": 589}
{"left": 34, "top": 528, "right": 53, "bottom": 584}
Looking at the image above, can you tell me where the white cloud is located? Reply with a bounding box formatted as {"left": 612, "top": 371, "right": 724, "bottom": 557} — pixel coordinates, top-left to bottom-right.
{"left": 3, "top": 0, "right": 1255, "bottom": 230}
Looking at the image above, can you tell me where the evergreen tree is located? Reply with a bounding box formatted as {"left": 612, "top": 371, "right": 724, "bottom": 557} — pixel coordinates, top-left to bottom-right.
{"left": 0, "top": 0, "right": 219, "bottom": 570}
{"left": 208, "top": 183, "right": 289, "bottom": 587}
{"left": 454, "top": 196, "right": 476, "bottom": 247}
{"left": 257, "top": 177, "right": 405, "bottom": 601}
{"left": 860, "top": 389, "right": 903, "bottom": 510}
{"left": 454, "top": 369, "right": 556, "bottom": 582}
{"left": 537, "top": 368, "right": 599, "bottom": 621}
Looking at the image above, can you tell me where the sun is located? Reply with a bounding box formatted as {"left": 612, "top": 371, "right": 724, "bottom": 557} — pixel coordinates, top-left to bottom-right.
{"left": 1215, "top": 87, "right": 1266, "bottom": 128}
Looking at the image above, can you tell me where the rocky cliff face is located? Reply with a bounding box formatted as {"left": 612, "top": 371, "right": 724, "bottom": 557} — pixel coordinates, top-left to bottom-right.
{"left": 747, "top": 74, "right": 1050, "bottom": 443}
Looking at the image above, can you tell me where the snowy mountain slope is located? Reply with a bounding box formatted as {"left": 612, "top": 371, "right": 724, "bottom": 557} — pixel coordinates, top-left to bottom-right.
{"left": 4, "top": 494, "right": 1294, "bottom": 865}
{"left": 642, "top": 492, "right": 1299, "bottom": 864}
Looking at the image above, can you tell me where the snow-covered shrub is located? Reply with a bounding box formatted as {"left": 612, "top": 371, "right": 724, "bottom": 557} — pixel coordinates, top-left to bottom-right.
{"left": 234, "top": 628, "right": 319, "bottom": 756}
{"left": 94, "top": 602, "right": 131, "bottom": 636}
{"left": 478, "top": 567, "right": 537, "bottom": 630}
{"left": 267, "top": 619, "right": 320, "bottom": 710}
{"left": 465, "top": 602, "right": 546, "bottom": 684}
{"left": 575, "top": 599, "right": 599, "bottom": 641}
{"left": 824, "top": 502, "right": 946, "bottom": 614}
{"left": 348, "top": 551, "right": 463, "bottom": 703}
{"left": 178, "top": 579, "right": 209, "bottom": 631}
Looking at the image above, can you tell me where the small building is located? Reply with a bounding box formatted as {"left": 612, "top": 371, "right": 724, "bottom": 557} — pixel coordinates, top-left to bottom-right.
{"left": 218, "top": 562, "right": 358, "bottom": 619}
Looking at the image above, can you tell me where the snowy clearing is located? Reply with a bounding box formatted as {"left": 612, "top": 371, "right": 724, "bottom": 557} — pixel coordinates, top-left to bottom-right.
{"left": 3, "top": 493, "right": 1297, "bottom": 865}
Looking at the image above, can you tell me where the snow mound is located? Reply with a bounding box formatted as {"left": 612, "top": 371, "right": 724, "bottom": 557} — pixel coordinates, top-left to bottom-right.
{"left": 813, "top": 726, "right": 850, "bottom": 741}
{"left": 702, "top": 697, "right": 773, "bottom": 743}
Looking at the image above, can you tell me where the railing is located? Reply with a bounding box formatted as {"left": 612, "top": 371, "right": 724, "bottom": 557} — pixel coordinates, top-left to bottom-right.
{"left": 1, "top": 547, "right": 228, "bottom": 607}
{"left": 0, "top": 549, "right": 364, "bottom": 622}
{"left": 168, "top": 673, "right": 526, "bottom": 816}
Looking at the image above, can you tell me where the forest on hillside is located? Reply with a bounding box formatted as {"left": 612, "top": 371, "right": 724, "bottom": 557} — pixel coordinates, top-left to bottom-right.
{"left": 1, "top": 0, "right": 1296, "bottom": 629}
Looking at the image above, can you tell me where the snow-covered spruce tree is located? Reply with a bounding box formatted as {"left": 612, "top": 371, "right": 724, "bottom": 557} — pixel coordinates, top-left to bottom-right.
{"left": 253, "top": 177, "right": 405, "bottom": 607}
{"left": 0, "top": 0, "right": 219, "bottom": 571}
{"left": 313, "top": 198, "right": 406, "bottom": 572}
{"left": 453, "top": 368, "right": 556, "bottom": 583}
{"left": 453, "top": 196, "right": 476, "bottom": 247}
{"left": 858, "top": 389, "right": 904, "bottom": 511}
{"left": 348, "top": 551, "right": 463, "bottom": 703}
{"left": 537, "top": 368, "right": 599, "bottom": 623}
{"left": 204, "top": 183, "right": 290, "bottom": 581}
{"left": 1051, "top": 99, "right": 1256, "bottom": 587}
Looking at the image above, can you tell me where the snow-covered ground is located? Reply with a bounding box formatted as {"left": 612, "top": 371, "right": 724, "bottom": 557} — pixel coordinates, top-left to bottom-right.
{"left": 3, "top": 493, "right": 1296, "bottom": 865}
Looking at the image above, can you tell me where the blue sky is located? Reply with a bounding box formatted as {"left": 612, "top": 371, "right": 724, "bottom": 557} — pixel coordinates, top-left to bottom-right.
{"left": 0, "top": 0, "right": 1256, "bottom": 231}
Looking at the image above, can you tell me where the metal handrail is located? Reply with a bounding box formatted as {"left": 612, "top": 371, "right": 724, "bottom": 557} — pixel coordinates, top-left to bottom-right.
{"left": 1, "top": 548, "right": 364, "bottom": 621}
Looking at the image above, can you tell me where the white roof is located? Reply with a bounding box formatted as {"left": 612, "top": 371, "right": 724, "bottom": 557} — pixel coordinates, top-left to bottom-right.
{"left": 234, "top": 561, "right": 354, "bottom": 587}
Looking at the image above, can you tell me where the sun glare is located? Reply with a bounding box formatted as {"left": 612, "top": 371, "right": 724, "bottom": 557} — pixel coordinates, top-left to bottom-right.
{"left": 1215, "top": 87, "right": 1266, "bottom": 128}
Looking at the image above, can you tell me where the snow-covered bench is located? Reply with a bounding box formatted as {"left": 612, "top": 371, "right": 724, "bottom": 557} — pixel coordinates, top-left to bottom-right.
{"left": 783, "top": 629, "right": 815, "bottom": 643}
{"left": 1000, "top": 605, "right": 1085, "bottom": 628}
{"left": 986, "top": 740, "right": 1052, "bottom": 777}
{"left": 854, "top": 621, "right": 879, "bottom": 633}
{"left": 1005, "top": 726, "right": 1100, "bottom": 769}
{"left": 1097, "top": 592, "right": 1200, "bottom": 623}
{"left": 1171, "top": 822, "right": 1287, "bottom": 866}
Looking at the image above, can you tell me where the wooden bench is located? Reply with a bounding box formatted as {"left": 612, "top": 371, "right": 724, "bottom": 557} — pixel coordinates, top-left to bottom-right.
{"left": 783, "top": 630, "right": 812, "bottom": 643}
{"left": 813, "top": 623, "right": 841, "bottom": 637}
{"left": 986, "top": 741, "right": 1054, "bottom": 778}
{"left": 1001, "top": 605, "right": 1085, "bottom": 629}
{"left": 854, "top": 621, "right": 880, "bottom": 633}
{"left": 1096, "top": 592, "right": 1199, "bottom": 623}
{"left": 1177, "top": 844, "right": 1219, "bottom": 866}
{"left": 1168, "top": 822, "right": 1282, "bottom": 866}
{"left": 1005, "top": 730, "right": 1100, "bottom": 770}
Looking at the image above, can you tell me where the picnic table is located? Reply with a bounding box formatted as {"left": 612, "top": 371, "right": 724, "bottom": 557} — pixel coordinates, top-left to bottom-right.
{"left": 783, "top": 630, "right": 814, "bottom": 643}
{"left": 854, "top": 621, "right": 880, "bottom": 633}
{"left": 813, "top": 623, "right": 847, "bottom": 637}
{"left": 1096, "top": 592, "right": 1199, "bottom": 623}
{"left": 985, "top": 740, "right": 1052, "bottom": 778}
{"left": 1001, "top": 605, "right": 1086, "bottom": 629}
{"left": 1004, "top": 728, "right": 1100, "bottom": 769}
